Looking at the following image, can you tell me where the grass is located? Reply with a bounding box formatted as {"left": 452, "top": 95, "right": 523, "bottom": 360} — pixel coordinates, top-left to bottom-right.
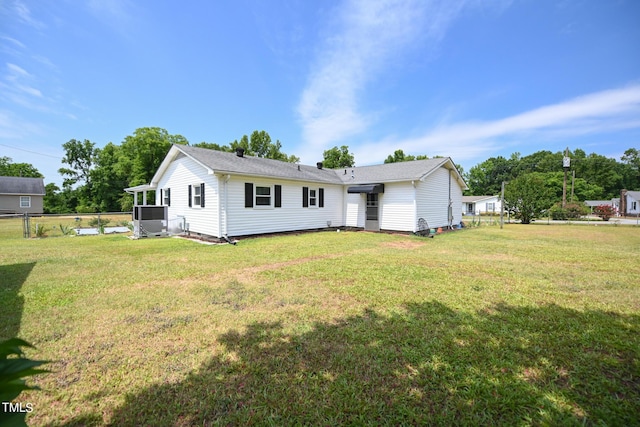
{"left": 0, "top": 221, "right": 639, "bottom": 426}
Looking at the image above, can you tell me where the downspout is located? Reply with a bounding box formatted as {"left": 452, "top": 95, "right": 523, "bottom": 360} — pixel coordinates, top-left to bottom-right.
{"left": 223, "top": 174, "right": 231, "bottom": 239}
{"left": 448, "top": 170, "right": 453, "bottom": 229}
{"left": 412, "top": 180, "right": 417, "bottom": 233}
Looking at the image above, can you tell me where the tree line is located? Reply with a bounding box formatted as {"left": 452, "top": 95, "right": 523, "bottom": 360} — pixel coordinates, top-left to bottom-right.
{"left": 1, "top": 126, "right": 637, "bottom": 216}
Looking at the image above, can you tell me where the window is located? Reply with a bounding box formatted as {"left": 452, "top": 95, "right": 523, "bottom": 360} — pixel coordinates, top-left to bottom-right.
{"left": 244, "top": 183, "right": 281, "bottom": 208}
{"left": 20, "top": 196, "right": 31, "bottom": 208}
{"left": 188, "top": 183, "right": 205, "bottom": 207}
{"left": 255, "top": 186, "right": 271, "bottom": 206}
{"left": 633, "top": 201, "right": 638, "bottom": 211}
{"left": 486, "top": 202, "right": 495, "bottom": 212}
{"left": 162, "top": 188, "right": 171, "bottom": 206}
{"left": 303, "top": 187, "right": 324, "bottom": 208}
{"left": 193, "top": 185, "right": 201, "bottom": 206}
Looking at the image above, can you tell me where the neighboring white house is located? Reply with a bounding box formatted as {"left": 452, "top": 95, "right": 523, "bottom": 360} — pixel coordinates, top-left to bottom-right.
{"left": 126, "top": 145, "right": 467, "bottom": 239}
{"left": 0, "top": 176, "right": 46, "bottom": 214}
{"left": 620, "top": 190, "right": 640, "bottom": 216}
{"left": 461, "top": 195, "right": 501, "bottom": 216}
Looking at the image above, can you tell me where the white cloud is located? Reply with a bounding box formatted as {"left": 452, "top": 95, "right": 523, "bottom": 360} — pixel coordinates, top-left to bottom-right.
{"left": 0, "top": 36, "right": 26, "bottom": 49}
{"left": 352, "top": 84, "right": 640, "bottom": 165}
{"left": 86, "top": 0, "right": 137, "bottom": 38}
{"left": 297, "top": 0, "right": 471, "bottom": 149}
{"left": 2, "top": 63, "right": 42, "bottom": 99}
{"left": 11, "top": 0, "right": 45, "bottom": 29}
{"left": 6, "top": 63, "right": 30, "bottom": 79}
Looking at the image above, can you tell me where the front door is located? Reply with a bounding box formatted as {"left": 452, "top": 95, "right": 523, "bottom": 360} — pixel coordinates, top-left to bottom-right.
{"left": 365, "top": 193, "right": 380, "bottom": 231}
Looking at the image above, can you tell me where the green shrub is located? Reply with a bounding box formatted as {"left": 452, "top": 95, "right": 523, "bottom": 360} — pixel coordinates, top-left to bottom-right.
{"left": 59, "top": 224, "right": 75, "bottom": 236}
{"left": 32, "top": 223, "right": 48, "bottom": 238}
{"left": 0, "top": 338, "right": 49, "bottom": 427}
{"left": 549, "top": 202, "right": 588, "bottom": 220}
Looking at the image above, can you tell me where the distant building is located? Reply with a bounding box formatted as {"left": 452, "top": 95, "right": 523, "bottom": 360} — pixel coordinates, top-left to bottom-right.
{"left": 584, "top": 199, "right": 620, "bottom": 216}
{"left": 0, "top": 176, "right": 46, "bottom": 214}
{"left": 461, "top": 195, "right": 501, "bottom": 215}
{"left": 620, "top": 190, "right": 640, "bottom": 216}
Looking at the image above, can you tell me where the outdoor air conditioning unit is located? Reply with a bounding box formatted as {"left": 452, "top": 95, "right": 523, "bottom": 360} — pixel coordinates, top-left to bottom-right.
{"left": 132, "top": 205, "right": 168, "bottom": 238}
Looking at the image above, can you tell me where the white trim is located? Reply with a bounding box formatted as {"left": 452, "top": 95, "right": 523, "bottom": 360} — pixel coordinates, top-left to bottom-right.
{"left": 254, "top": 185, "right": 273, "bottom": 209}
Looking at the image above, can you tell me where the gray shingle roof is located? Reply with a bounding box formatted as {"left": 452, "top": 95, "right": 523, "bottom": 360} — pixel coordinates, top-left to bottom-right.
{"left": 0, "top": 176, "right": 45, "bottom": 195}
{"left": 627, "top": 191, "right": 640, "bottom": 200}
{"left": 160, "top": 145, "right": 467, "bottom": 189}
{"left": 177, "top": 145, "right": 344, "bottom": 184}
{"left": 462, "top": 195, "right": 498, "bottom": 203}
{"left": 334, "top": 158, "right": 452, "bottom": 184}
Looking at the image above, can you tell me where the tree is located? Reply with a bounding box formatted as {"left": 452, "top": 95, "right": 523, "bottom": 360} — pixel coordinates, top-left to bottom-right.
{"left": 91, "top": 143, "right": 126, "bottom": 212}
{"left": 572, "top": 153, "right": 622, "bottom": 199}
{"left": 383, "top": 149, "right": 428, "bottom": 164}
{"left": 193, "top": 142, "right": 232, "bottom": 152}
{"left": 58, "top": 139, "right": 98, "bottom": 211}
{"left": 0, "top": 156, "right": 43, "bottom": 178}
{"left": 621, "top": 148, "right": 640, "bottom": 190}
{"left": 503, "top": 173, "right": 555, "bottom": 224}
{"left": 119, "top": 127, "right": 187, "bottom": 187}
{"left": 323, "top": 145, "right": 355, "bottom": 168}
{"left": 466, "top": 155, "right": 517, "bottom": 196}
{"left": 58, "top": 139, "right": 97, "bottom": 188}
{"left": 198, "top": 131, "right": 299, "bottom": 163}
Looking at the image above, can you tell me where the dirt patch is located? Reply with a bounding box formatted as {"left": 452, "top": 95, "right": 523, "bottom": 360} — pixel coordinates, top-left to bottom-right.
{"left": 381, "top": 240, "right": 426, "bottom": 250}
{"left": 234, "top": 254, "right": 342, "bottom": 282}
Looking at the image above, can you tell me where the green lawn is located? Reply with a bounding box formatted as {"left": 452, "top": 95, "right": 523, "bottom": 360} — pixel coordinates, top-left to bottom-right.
{"left": 1, "top": 223, "right": 639, "bottom": 426}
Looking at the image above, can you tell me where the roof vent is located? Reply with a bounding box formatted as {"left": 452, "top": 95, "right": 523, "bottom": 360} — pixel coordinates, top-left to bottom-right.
{"left": 236, "top": 147, "right": 245, "bottom": 157}
{"left": 316, "top": 162, "right": 323, "bottom": 170}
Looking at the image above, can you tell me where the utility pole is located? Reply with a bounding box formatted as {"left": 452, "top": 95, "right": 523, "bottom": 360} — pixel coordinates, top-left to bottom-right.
{"left": 500, "top": 181, "right": 505, "bottom": 229}
{"left": 562, "top": 147, "right": 570, "bottom": 208}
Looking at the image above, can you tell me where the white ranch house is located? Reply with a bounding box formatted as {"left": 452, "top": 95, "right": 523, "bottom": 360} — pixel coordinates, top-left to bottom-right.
{"left": 461, "top": 195, "right": 502, "bottom": 216}
{"left": 127, "top": 145, "right": 467, "bottom": 239}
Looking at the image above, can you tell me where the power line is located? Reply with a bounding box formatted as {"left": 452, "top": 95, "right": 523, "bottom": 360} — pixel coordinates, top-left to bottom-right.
{"left": 0, "top": 143, "right": 62, "bottom": 159}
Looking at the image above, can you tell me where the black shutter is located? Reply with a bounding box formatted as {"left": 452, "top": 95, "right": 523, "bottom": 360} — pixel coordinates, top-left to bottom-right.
{"left": 167, "top": 188, "right": 171, "bottom": 206}
{"left": 188, "top": 185, "right": 192, "bottom": 207}
{"left": 160, "top": 189, "right": 163, "bottom": 205}
{"left": 200, "top": 183, "right": 205, "bottom": 207}
{"left": 302, "top": 187, "right": 309, "bottom": 208}
{"left": 319, "top": 188, "right": 324, "bottom": 208}
{"left": 275, "top": 185, "right": 282, "bottom": 208}
{"left": 245, "top": 183, "right": 254, "bottom": 208}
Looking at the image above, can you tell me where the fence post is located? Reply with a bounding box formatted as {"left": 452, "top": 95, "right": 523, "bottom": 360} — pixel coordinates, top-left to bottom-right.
{"left": 23, "top": 213, "right": 30, "bottom": 239}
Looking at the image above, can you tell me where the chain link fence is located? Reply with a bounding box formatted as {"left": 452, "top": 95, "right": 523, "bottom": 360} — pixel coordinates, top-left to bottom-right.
{"left": 0, "top": 212, "right": 133, "bottom": 239}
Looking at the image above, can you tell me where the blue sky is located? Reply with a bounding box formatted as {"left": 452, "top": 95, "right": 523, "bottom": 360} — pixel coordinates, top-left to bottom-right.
{"left": 1, "top": 0, "right": 639, "bottom": 187}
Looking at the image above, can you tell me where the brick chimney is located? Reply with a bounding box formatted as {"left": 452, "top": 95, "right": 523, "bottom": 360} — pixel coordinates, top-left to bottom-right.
{"left": 620, "top": 189, "right": 628, "bottom": 216}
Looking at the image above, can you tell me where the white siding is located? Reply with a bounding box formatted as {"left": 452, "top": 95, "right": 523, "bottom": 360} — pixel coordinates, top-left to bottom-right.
{"left": 226, "top": 175, "right": 343, "bottom": 237}
{"left": 379, "top": 182, "right": 415, "bottom": 232}
{"left": 156, "top": 155, "right": 220, "bottom": 237}
{"left": 627, "top": 194, "right": 640, "bottom": 214}
{"left": 345, "top": 192, "right": 365, "bottom": 228}
{"left": 450, "top": 173, "right": 463, "bottom": 226}
{"left": 416, "top": 167, "right": 463, "bottom": 229}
